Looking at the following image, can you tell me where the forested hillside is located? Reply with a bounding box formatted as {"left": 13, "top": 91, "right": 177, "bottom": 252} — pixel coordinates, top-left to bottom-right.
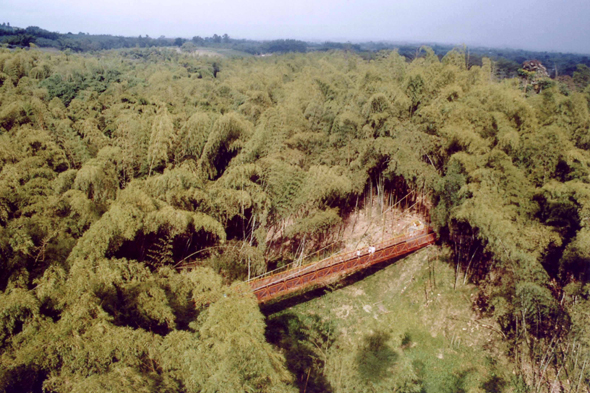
{"left": 3, "top": 21, "right": 590, "bottom": 79}
{"left": 0, "top": 46, "right": 589, "bottom": 391}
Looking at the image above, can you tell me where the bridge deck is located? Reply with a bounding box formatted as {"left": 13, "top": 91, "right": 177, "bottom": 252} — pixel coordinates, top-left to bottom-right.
{"left": 248, "top": 227, "right": 436, "bottom": 303}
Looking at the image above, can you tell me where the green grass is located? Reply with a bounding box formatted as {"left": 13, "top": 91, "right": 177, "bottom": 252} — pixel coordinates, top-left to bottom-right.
{"left": 266, "top": 246, "right": 513, "bottom": 392}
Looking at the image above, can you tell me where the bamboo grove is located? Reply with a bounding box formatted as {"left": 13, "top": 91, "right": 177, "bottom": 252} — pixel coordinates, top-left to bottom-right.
{"left": 0, "top": 46, "right": 589, "bottom": 391}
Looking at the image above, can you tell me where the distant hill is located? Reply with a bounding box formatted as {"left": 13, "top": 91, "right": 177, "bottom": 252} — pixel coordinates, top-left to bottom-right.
{"left": 1, "top": 21, "right": 589, "bottom": 77}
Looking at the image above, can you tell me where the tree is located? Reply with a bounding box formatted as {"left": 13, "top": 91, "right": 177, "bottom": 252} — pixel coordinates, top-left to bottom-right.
{"left": 148, "top": 107, "right": 174, "bottom": 176}
{"left": 180, "top": 41, "right": 196, "bottom": 53}
{"left": 573, "top": 64, "right": 590, "bottom": 91}
{"left": 0, "top": 43, "right": 589, "bottom": 392}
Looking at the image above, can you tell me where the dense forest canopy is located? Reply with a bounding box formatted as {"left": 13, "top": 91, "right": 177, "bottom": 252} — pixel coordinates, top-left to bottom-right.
{"left": 2, "top": 21, "right": 590, "bottom": 78}
{"left": 0, "top": 43, "right": 589, "bottom": 391}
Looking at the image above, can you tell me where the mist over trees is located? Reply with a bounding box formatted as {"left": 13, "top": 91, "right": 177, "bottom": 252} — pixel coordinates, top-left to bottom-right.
{"left": 2, "top": 21, "right": 590, "bottom": 77}
{"left": 0, "top": 42, "right": 589, "bottom": 391}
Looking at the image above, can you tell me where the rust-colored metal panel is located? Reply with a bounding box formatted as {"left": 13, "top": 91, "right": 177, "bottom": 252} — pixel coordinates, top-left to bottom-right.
{"left": 249, "top": 228, "right": 437, "bottom": 303}
{"left": 249, "top": 229, "right": 431, "bottom": 288}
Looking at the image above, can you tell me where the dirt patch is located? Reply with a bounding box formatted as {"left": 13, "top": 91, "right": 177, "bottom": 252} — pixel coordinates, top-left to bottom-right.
{"left": 192, "top": 49, "right": 223, "bottom": 57}
{"left": 339, "top": 202, "right": 426, "bottom": 252}
{"left": 175, "top": 47, "right": 224, "bottom": 57}
{"left": 333, "top": 305, "right": 353, "bottom": 319}
{"left": 348, "top": 287, "right": 365, "bottom": 297}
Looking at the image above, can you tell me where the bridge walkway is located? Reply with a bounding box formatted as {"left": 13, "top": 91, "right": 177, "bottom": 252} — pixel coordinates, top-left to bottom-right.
{"left": 248, "top": 227, "right": 436, "bottom": 303}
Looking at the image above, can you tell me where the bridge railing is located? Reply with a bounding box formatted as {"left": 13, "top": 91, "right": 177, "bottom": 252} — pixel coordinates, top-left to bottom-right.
{"left": 248, "top": 227, "right": 432, "bottom": 285}
{"left": 251, "top": 230, "right": 437, "bottom": 303}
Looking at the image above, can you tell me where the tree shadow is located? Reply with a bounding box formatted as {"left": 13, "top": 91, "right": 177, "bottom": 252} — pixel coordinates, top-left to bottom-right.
{"left": 355, "top": 330, "right": 398, "bottom": 383}
{"left": 441, "top": 368, "right": 475, "bottom": 393}
{"left": 481, "top": 374, "right": 507, "bottom": 393}
{"left": 266, "top": 312, "right": 334, "bottom": 393}
{"left": 481, "top": 357, "right": 507, "bottom": 393}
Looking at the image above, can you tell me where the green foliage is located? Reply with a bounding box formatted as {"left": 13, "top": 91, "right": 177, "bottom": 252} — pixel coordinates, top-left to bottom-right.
{"left": 287, "top": 208, "right": 342, "bottom": 239}
{"left": 193, "top": 284, "right": 295, "bottom": 391}
{"left": 175, "top": 112, "right": 211, "bottom": 162}
{"left": 1, "top": 46, "right": 590, "bottom": 391}
{"left": 148, "top": 106, "right": 174, "bottom": 175}
{"left": 560, "top": 227, "right": 590, "bottom": 281}
{"left": 200, "top": 113, "right": 252, "bottom": 179}
{"left": 573, "top": 64, "right": 590, "bottom": 91}
{"left": 207, "top": 240, "right": 266, "bottom": 281}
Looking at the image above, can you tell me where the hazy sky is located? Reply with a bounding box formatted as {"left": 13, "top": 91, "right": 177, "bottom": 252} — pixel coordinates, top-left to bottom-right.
{"left": 4, "top": 0, "right": 590, "bottom": 54}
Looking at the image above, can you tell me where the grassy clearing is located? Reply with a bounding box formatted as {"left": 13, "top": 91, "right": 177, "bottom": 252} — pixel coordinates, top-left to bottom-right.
{"left": 266, "top": 246, "right": 513, "bottom": 392}
{"left": 185, "top": 47, "right": 254, "bottom": 57}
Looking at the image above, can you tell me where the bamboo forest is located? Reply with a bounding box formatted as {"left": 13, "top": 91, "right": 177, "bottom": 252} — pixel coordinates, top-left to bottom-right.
{"left": 0, "top": 44, "right": 590, "bottom": 392}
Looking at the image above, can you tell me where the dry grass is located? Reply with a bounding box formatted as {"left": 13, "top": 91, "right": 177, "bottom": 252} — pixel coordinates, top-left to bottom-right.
{"left": 264, "top": 194, "right": 428, "bottom": 270}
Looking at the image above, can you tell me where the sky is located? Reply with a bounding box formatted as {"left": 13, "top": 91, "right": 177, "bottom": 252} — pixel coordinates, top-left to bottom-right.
{"left": 3, "top": 0, "right": 590, "bottom": 54}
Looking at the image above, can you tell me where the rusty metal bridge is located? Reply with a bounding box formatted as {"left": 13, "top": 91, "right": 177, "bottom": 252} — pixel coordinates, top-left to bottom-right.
{"left": 248, "top": 226, "right": 437, "bottom": 303}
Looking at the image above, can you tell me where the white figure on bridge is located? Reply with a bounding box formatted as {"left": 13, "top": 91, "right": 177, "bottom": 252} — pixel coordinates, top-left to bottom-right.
{"left": 356, "top": 250, "right": 361, "bottom": 257}
{"left": 368, "top": 246, "right": 376, "bottom": 254}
